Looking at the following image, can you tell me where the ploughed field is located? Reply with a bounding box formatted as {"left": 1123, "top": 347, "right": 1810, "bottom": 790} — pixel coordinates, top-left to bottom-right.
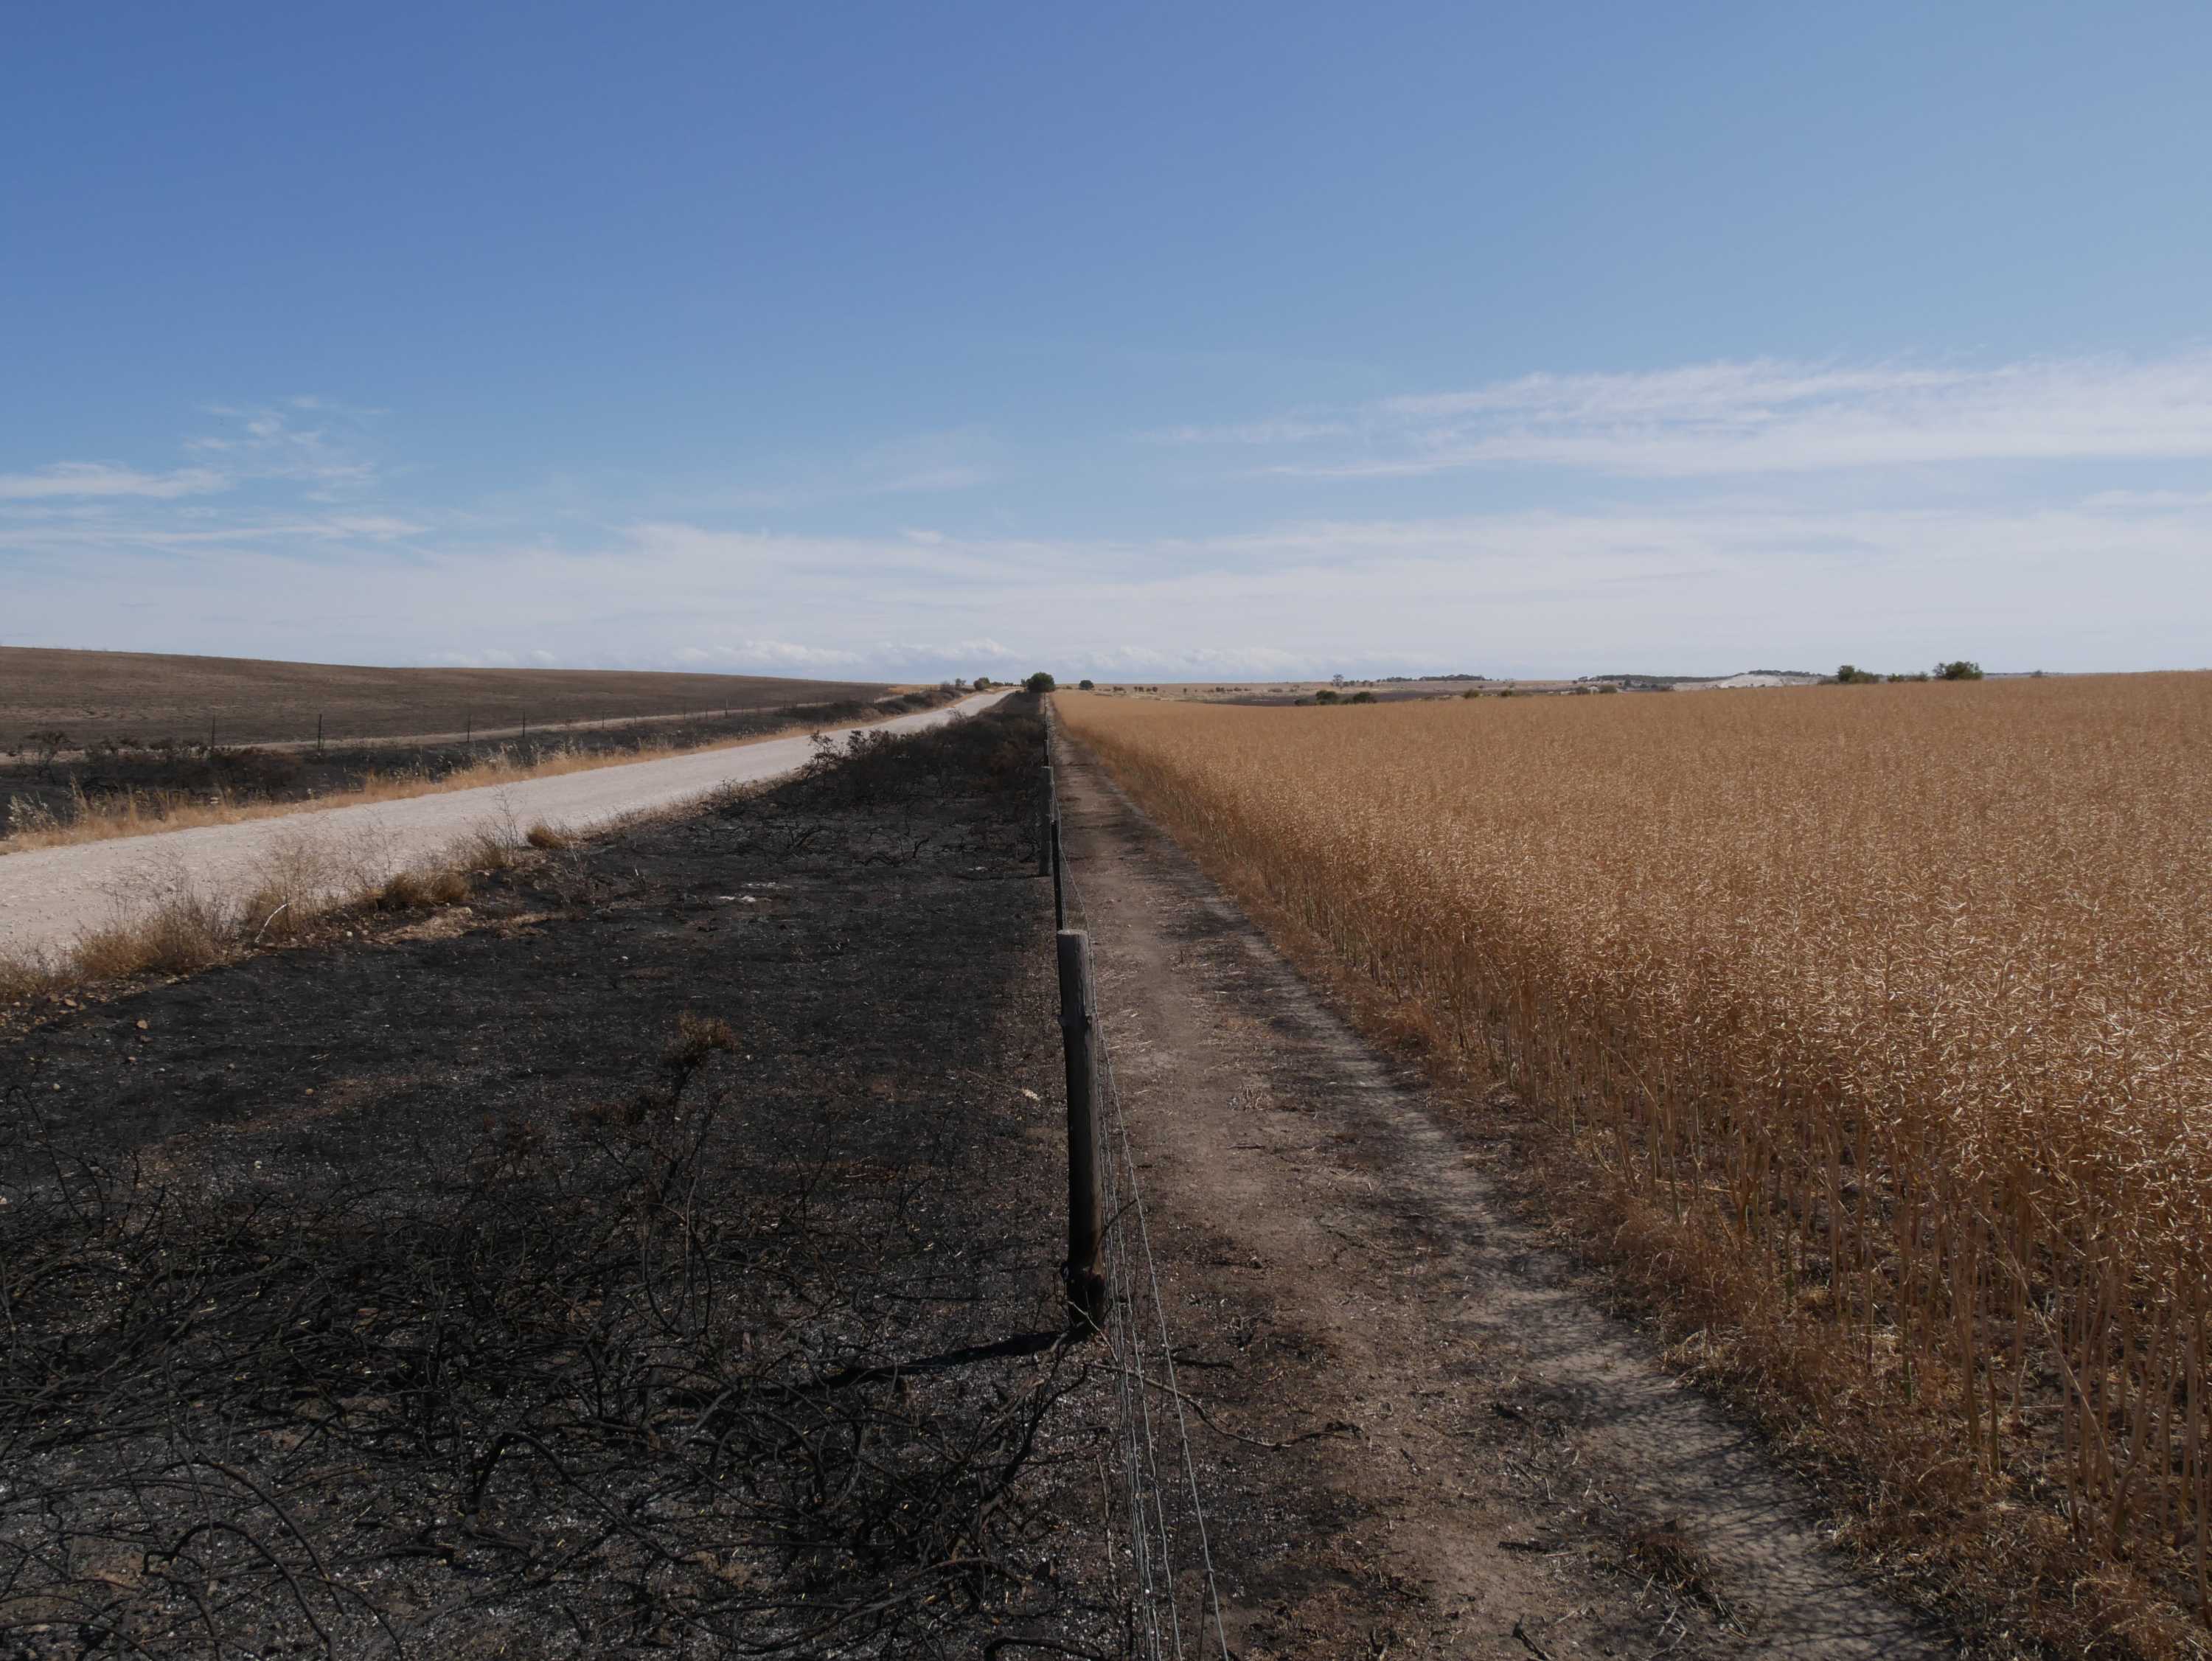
{"left": 1057, "top": 673, "right": 2212, "bottom": 1654}
{"left": 0, "top": 647, "right": 889, "bottom": 749}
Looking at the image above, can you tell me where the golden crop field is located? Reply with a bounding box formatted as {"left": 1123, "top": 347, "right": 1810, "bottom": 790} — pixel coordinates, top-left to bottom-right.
{"left": 1060, "top": 675, "right": 2212, "bottom": 1644}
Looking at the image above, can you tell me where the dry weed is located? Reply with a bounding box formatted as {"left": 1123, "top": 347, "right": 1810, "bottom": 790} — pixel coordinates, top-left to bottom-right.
{"left": 377, "top": 866, "right": 472, "bottom": 909}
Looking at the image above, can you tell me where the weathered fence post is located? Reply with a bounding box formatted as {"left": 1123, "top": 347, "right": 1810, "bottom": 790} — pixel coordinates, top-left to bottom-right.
{"left": 1037, "top": 765, "right": 1055, "bottom": 876}
{"left": 1057, "top": 929, "right": 1107, "bottom": 1331}
{"left": 316, "top": 712, "right": 324, "bottom": 753}
{"left": 1051, "top": 818, "right": 1065, "bottom": 931}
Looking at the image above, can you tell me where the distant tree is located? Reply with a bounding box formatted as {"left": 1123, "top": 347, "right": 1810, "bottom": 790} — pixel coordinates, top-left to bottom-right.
{"left": 1936, "top": 660, "right": 1984, "bottom": 680}
{"left": 1023, "top": 672, "right": 1056, "bottom": 694}
{"left": 1312, "top": 689, "right": 1341, "bottom": 704}
{"left": 1078, "top": 678, "right": 1095, "bottom": 690}
{"left": 973, "top": 675, "right": 992, "bottom": 690}
{"left": 1348, "top": 690, "right": 1377, "bottom": 704}
{"left": 1835, "top": 664, "right": 1881, "bottom": 684}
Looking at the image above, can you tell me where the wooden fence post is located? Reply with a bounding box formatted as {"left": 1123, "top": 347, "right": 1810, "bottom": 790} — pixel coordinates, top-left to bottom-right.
{"left": 1057, "top": 929, "right": 1107, "bottom": 1331}
{"left": 1038, "top": 765, "right": 1055, "bottom": 876}
{"left": 1051, "top": 818, "right": 1065, "bottom": 930}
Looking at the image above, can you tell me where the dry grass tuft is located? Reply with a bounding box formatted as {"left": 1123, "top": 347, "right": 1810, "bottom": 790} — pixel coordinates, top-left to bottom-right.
{"left": 524, "top": 821, "right": 573, "bottom": 849}
{"left": 1060, "top": 674, "right": 2212, "bottom": 1655}
{"left": 459, "top": 829, "right": 519, "bottom": 871}
{"left": 667, "top": 1011, "right": 738, "bottom": 1070}
{"left": 377, "top": 866, "right": 473, "bottom": 910}
{"left": 70, "top": 888, "right": 234, "bottom": 981}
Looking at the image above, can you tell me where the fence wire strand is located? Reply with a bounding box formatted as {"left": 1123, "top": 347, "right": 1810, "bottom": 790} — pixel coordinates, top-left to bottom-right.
{"left": 1044, "top": 708, "right": 1232, "bottom": 1661}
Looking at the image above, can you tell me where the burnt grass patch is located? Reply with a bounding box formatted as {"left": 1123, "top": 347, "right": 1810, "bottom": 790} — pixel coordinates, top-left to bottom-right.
{"left": 0, "top": 697, "right": 1123, "bottom": 1658}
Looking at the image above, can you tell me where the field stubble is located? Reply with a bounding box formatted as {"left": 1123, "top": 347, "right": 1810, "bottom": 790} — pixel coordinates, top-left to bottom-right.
{"left": 1058, "top": 675, "right": 2212, "bottom": 1656}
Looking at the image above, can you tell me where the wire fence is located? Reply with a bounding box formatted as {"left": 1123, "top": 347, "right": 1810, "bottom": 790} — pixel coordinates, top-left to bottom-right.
{"left": 1043, "top": 704, "right": 1233, "bottom": 1661}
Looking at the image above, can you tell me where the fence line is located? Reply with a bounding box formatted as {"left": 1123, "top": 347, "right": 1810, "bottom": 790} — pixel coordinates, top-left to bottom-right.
{"left": 1044, "top": 700, "right": 1231, "bottom": 1660}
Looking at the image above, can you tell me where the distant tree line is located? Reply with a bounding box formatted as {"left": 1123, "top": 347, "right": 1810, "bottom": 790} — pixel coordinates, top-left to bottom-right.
{"left": 1835, "top": 661, "right": 1984, "bottom": 684}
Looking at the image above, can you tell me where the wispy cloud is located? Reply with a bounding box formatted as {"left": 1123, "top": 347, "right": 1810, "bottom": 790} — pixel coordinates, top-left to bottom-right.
{"left": 1141, "top": 417, "right": 1353, "bottom": 446}
{"left": 1162, "top": 353, "right": 2212, "bottom": 478}
{"left": 7, "top": 363, "right": 2211, "bottom": 680}
{"left": 0, "top": 462, "right": 228, "bottom": 501}
{"left": 673, "top": 640, "right": 870, "bottom": 672}
{"left": 692, "top": 429, "right": 1001, "bottom": 513}
{"left": 9, "top": 487, "right": 2209, "bottom": 678}
{"left": 186, "top": 403, "right": 381, "bottom": 492}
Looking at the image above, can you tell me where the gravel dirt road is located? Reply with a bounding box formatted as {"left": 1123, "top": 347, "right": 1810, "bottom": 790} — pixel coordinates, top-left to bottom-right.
{"left": 0, "top": 691, "right": 1006, "bottom": 961}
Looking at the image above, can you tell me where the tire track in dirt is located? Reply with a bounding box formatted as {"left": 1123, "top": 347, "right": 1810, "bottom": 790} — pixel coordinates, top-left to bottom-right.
{"left": 1052, "top": 725, "right": 1947, "bottom": 1659}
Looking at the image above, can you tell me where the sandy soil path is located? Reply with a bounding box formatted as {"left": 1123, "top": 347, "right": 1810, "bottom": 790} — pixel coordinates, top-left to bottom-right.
{"left": 0, "top": 692, "right": 1006, "bottom": 960}
{"left": 1051, "top": 725, "right": 1945, "bottom": 1659}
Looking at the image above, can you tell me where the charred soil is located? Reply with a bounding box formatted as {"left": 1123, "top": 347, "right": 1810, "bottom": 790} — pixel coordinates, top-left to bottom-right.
{"left": 0, "top": 699, "right": 1123, "bottom": 1658}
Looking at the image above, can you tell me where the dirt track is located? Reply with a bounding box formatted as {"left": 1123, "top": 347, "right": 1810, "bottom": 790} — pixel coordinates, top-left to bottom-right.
{"left": 0, "top": 692, "right": 1006, "bottom": 961}
{"left": 1051, "top": 724, "right": 1948, "bottom": 1658}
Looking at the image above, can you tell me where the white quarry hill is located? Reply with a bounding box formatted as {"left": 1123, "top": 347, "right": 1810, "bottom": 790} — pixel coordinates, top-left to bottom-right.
{"left": 1677, "top": 670, "right": 1827, "bottom": 690}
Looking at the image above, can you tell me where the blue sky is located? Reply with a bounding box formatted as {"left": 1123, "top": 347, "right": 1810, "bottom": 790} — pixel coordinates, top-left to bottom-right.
{"left": 5, "top": 2, "right": 2209, "bottom": 680}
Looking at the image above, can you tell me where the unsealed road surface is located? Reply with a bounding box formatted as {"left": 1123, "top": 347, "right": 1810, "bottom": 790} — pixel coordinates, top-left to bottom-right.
{"left": 0, "top": 692, "right": 1006, "bottom": 960}
{"left": 1051, "top": 725, "right": 1945, "bottom": 1659}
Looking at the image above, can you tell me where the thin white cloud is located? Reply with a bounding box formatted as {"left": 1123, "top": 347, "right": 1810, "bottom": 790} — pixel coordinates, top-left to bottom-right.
{"left": 1142, "top": 417, "right": 1353, "bottom": 445}
{"left": 9, "top": 364, "right": 2211, "bottom": 681}
{"left": 0, "top": 462, "right": 228, "bottom": 501}
{"left": 10, "top": 491, "right": 2208, "bottom": 679}
{"left": 186, "top": 403, "right": 379, "bottom": 491}
{"left": 673, "top": 640, "right": 869, "bottom": 671}
{"left": 1164, "top": 353, "right": 2212, "bottom": 478}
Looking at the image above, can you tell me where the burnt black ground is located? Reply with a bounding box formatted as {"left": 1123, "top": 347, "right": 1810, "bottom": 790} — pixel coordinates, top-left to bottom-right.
{"left": 0, "top": 697, "right": 1121, "bottom": 1659}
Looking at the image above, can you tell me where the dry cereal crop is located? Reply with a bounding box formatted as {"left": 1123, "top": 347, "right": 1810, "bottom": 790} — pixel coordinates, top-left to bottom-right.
{"left": 1059, "top": 674, "right": 2212, "bottom": 1651}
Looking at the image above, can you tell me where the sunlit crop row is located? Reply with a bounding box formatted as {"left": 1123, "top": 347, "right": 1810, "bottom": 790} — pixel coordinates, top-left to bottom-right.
{"left": 1060, "top": 676, "right": 2212, "bottom": 1639}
